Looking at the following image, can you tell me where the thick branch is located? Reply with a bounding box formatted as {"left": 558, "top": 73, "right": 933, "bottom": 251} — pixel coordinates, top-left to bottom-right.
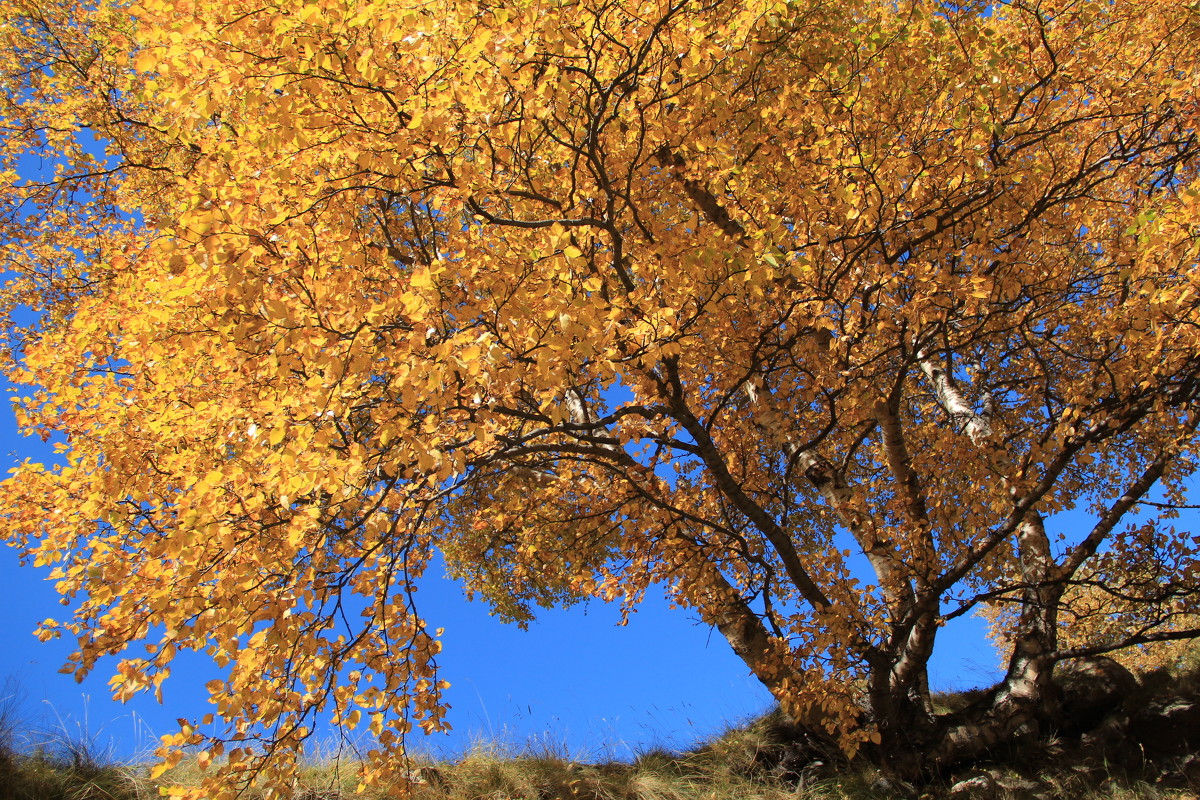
{"left": 917, "top": 349, "right": 993, "bottom": 445}
{"left": 1051, "top": 626, "right": 1200, "bottom": 661}
{"left": 653, "top": 145, "right": 748, "bottom": 242}
{"left": 743, "top": 380, "right": 912, "bottom": 615}
{"left": 657, "top": 362, "right": 833, "bottom": 610}
{"left": 873, "top": 395, "right": 930, "bottom": 531}
{"left": 692, "top": 559, "right": 789, "bottom": 696}
{"left": 1061, "top": 424, "right": 1196, "bottom": 578}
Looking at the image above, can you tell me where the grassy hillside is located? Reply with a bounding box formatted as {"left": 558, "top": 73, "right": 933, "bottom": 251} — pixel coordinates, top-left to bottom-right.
{"left": 1, "top": 664, "right": 1198, "bottom": 800}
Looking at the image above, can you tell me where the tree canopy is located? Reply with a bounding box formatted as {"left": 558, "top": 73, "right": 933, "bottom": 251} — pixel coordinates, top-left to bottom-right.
{"left": 2, "top": 0, "right": 1199, "bottom": 794}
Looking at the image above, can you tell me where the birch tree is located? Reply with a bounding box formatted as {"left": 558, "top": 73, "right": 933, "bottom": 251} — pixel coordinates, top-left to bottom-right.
{"left": 2, "top": 0, "right": 1199, "bottom": 793}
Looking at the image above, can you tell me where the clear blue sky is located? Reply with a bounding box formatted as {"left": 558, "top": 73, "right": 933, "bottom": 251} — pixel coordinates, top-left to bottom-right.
{"left": 0, "top": 132, "right": 1002, "bottom": 765}
{"left": 0, "top": 380, "right": 1002, "bottom": 765}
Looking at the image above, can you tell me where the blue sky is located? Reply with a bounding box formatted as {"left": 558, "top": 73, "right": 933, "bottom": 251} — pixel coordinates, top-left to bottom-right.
{"left": 0, "top": 381, "right": 1002, "bottom": 764}
{"left": 0, "top": 128, "right": 1003, "bottom": 766}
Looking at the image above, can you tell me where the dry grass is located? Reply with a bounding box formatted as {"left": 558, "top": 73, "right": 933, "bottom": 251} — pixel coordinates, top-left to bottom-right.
{"left": 2, "top": 667, "right": 1198, "bottom": 800}
{"left": 2, "top": 727, "right": 1194, "bottom": 800}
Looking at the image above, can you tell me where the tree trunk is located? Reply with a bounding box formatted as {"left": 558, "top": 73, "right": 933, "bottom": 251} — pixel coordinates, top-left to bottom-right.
{"left": 921, "top": 511, "right": 1065, "bottom": 771}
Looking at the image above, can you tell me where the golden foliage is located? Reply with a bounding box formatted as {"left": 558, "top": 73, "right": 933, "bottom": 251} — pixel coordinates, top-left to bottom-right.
{"left": 2, "top": 0, "right": 1199, "bottom": 791}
